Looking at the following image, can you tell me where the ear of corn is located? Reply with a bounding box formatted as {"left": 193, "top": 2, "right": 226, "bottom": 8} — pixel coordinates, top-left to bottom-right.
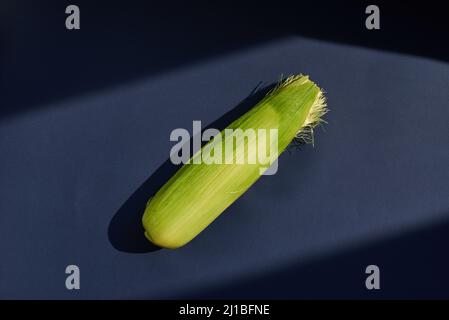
{"left": 142, "top": 75, "right": 327, "bottom": 249}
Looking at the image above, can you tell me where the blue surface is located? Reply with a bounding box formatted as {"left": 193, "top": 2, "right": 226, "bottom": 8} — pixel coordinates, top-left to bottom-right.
{"left": 1, "top": 35, "right": 449, "bottom": 298}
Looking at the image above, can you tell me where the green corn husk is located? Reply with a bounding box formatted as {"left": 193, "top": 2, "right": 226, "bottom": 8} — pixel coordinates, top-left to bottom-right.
{"left": 142, "top": 75, "right": 327, "bottom": 249}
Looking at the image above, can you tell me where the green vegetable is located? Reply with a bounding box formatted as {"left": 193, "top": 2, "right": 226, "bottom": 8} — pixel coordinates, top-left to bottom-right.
{"left": 142, "top": 75, "right": 327, "bottom": 248}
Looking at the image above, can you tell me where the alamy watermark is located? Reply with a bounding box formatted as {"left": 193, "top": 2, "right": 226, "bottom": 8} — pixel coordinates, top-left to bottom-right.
{"left": 365, "top": 265, "right": 380, "bottom": 290}
{"left": 169, "top": 121, "right": 279, "bottom": 175}
{"left": 365, "top": 5, "right": 380, "bottom": 30}
{"left": 65, "top": 264, "right": 80, "bottom": 290}
{"left": 65, "top": 5, "right": 80, "bottom": 30}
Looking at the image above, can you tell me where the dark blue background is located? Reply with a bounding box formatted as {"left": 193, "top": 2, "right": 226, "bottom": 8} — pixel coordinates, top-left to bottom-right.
{"left": 1, "top": 1, "right": 448, "bottom": 299}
